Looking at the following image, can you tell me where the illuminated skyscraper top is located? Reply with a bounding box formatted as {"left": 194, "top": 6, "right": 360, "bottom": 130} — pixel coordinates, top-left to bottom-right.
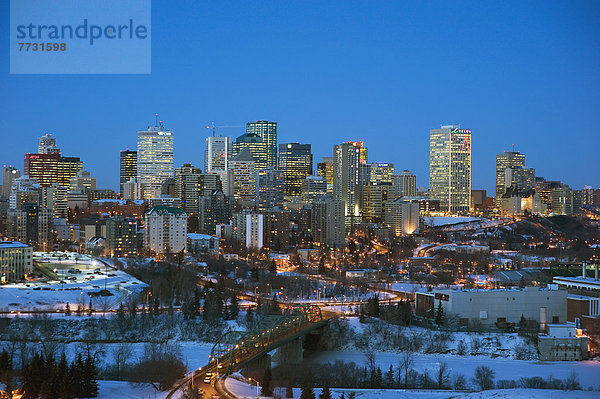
{"left": 137, "top": 122, "right": 174, "bottom": 200}
{"left": 246, "top": 121, "right": 277, "bottom": 168}
{"left": 429, "top": 125, "right": 471, "bottom": 214}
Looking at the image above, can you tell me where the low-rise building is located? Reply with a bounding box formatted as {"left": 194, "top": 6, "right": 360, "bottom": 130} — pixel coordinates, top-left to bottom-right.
{"left": 416, "top": 286, "right": 567, "bottom": 328}
{"left": 187, "top": 233, "right": 219, "bottom": 256}
{"left": 0, "top": 241, "right": 33, "bottom": 282}
{"left": 538, "top": 324, "right": 589, "bottom": 361}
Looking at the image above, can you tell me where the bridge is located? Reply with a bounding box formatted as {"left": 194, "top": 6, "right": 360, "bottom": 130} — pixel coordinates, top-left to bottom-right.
{"left": 167, "top": 303, "right": 331, "bottom": 398}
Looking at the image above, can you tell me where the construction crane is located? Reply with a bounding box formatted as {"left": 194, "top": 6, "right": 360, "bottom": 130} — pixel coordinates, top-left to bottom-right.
{"left": 205, "top": 122, "right": 244, "bottom": 137}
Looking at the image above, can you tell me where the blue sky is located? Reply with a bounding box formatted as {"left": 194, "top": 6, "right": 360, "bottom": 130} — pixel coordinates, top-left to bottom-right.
{"left": 1, "top": 0, "right": 599, "bottom": 193}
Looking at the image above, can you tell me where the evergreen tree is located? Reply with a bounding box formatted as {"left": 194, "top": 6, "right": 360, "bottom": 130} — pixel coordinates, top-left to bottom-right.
{"left": 435, "top": 300, "right": 445, "bottom": 325}
{"left": 319, "top": 386, "right": 332, "bottom": 399}
{"left": 261, "top": 367, "right": 273, "bottom": 396}
{"left": 82, "top": 355, "right": 99, "bottom": 397}
{"left": 230, "top": 295, "right": 240, "bottom": 320}
{"left": 87, "top": 299, "right": 93, "bottom": 316}
{"left": 64, "top": 303, "right": 71, "bottom": 316}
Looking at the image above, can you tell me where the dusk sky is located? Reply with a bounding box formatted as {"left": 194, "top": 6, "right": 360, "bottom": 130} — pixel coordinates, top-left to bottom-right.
{"left": 2, "top": 0, "right": 599, "bottom": 193}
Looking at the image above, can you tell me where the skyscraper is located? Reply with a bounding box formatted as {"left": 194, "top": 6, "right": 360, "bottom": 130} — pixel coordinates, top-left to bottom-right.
{"left": 393, "top": 170, "right": 417, "bottom": 198}
{"left": 137, "top": 122, "right": 174, "bottom": 200}
{"left": 205, "top": 136, "right": 233, "bottom": 172}
{"left": 255, "top": 167, "right": 284, "bottom": 210}
{"left": 333, "top": 141, "right": 367, "bottom": 218}
{"left": 246, "top": 121, "right": 277, "bottom": 168}
{"left": 24, "top": 153, "right": 58, "bottom": 187}
{"left": 57, "top": 156, "right": 83, "bottom": 190}
{"left": 495, "top": 151, "right": 525, "bottom": 200}
{"left": 429, "top": 125, "right": 471, "bottom": 214}
{"left": 120, "top": 150, "right": 137, "bottom": 195}
{"left": 317, "top": 157, "right": 334, "bottom": 194}
{"left": 233, "top": 133, "right": 268, "bottom": 169}
{"left": 174, "top": 163, "right": 202, "bottom": 214}
{"left": 38, "top": 133, "right": 60, "bottom": 155}
{"left": 230, "top": 147, "right": 257, "bottom": 203}
{"left": 278, "top": 143, "right": 312, "bottom": 196}
{"left": 1, "top": 166, "right": 21, "bottom": 197}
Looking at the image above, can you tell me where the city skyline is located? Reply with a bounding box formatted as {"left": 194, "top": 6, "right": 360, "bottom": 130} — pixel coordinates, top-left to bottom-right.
{"left": 1, "top": 1, "right": 598, "bottom": 192}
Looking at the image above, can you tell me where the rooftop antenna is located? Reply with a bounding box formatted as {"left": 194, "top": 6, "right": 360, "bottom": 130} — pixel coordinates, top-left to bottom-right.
{"left": 155, "top": 113, "right": 158, "bottom": 126}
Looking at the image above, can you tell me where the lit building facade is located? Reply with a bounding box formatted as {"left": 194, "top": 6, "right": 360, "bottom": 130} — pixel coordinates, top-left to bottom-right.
{"left": 233, "top": 133, "right": 268, "bottom": 169}
{"left": 255, "top": 167, "right": 284, "bottom": 210}
{"left": 230, "top": 148, "right": 257, "bottom": 203}
{"left": 120, "top": 150, "right": 137, "bottom": 195}
{"left": 144, "top": 206, "right": 188, "bottom": 255}
{"left": 385, "top": 197, "right": 420, "bottom": 236}
{"left": 333, "top": 141, "right": 368, "bottom": 218}
{"left": 278, "top": 143, "right": 312, "bottom": 196}
{"left": 495, "top": 151, "right": 525, "bottom": 200}
{"left": 137, "top": 123, "right": 174, "bottom": 200}
{"left": 174, "top": 163, "right": 202, "bottom": 215}
{"left": 392, "top": 170, "right": 417, "bottom": 198}
{"left": 0, "top": 241, "right": 33, "bottom": 282}
{"left": 246, "top": 120, "right": 278, "bottom": 168}
{"left": 205, "top": 136, "right": 233, "bottom": 172}
{"left": 1, "top": 166, "right": 21, "bottom": 197}
{"left": 429, "top": 125, "right": 471, "bottom": 214}
{"left": 311, "top": 195, "right": 345, "bottom": 248}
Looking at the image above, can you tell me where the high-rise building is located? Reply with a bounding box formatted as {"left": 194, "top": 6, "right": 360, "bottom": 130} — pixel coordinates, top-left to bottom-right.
{"left": 70, "top": 171, "right": 97, "bottom": 191}
{"left": 174, "top": 163, "right": 202, "bottom": 215}
{"left": 57, "top": 156, "right": 83, "bottom": 190}
{"left": 233, "top": 133, "right": 268, "bottom": 169}
{"left": 385, "top": 198, "right": 420, "bottom": 236}
{"left": 255, "top": 167, "right": 284, "bottom": 210}
{"left": 120, "top": 150, "right": 137, "bottom": 195}
{"left": 333, "top": 141, "right": 367, "bottom": 218}
{"left": 552, "top": 186, "right": 574, "bottom": 215}
{"left": 317, "top": 157, "right": 334, "bottom": 194}
{"left": 198, "top": 189, "right": 234, "bottom": 235}
{"left": 263, "top": 209, "right": 291, "bottom": 251}
{"left": 429, "top": 125, "right": 471, "bottom": 214}
{"left": 311, "top": 195, "right": 345, "bottom": 248}
{"left": 38, "top": 133, "right": 60, "bottom": 155}
{"left": 278, "top": 143, "right": 312, "bottom": 196}
{"left": 361, "top": 181, "right": 392, "bottom": 223}
{"left": 246, "top": 120, "right": 277, "bottom": 168}
{"left": 230, "top": 147, "right": 257, "bottom": 203}
{"left": 301, "top": 175, "right": 328, "bottom": 201}
{"left": 137, "top": 122, "right": 174, "bottom": 199}
{"left": 144, "top": 206, "right": 187, "bottom": 255}
{"left": 205, "top": 136, "right": 233, "bottom": 172}
{"left": 494, "top": 151, "right": 537, "bottom": 203}
{"left": 24, "top": 153, "right": 59, "bottom": 187}
{"left": 106, "top": 216, "right": 138, "bottom": 257}
{"left": 1, "top": 166, "right": 21, "bottom": 198}
{"left": 392, "top": 170, "right": 417, "bottom": 198}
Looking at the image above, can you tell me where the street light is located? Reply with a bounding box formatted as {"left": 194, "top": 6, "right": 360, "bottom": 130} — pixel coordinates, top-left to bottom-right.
{"left": 248, "top": 377, "right": 259, "bottom": 399}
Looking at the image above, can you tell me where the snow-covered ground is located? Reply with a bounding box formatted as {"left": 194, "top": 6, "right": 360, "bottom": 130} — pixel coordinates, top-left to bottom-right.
{"left": 424, "top": 217, "right": 484, "bottom": 227}
{"left": 225, "top": 377, "right": 599, "bottom": 399}
{"left": 307, "top": 350, "right": 600, "bottom": 390}
{"left": 94, "top": 380, "right": 165, "bottom": 399}
{"left": 0, "top": 253, "right": 147, "bottom": 312}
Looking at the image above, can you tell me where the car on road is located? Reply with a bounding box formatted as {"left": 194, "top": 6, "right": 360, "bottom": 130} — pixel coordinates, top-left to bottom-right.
{"left": 203, "top": 376, "right": 211, "bottom": 384}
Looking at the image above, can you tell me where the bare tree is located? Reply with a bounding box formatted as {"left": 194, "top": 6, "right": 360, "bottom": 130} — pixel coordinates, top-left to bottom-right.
{"left": 436, "top": 361, "right": 450, "bottom": 389}
{"left": 399, "top": 351, "right": 414, "bottom": 387}
{"left": 112, "top": 343, "right": 133, "bottom": 380}
{"left": 472, "top": 365, "right": 495, "bottom": 390}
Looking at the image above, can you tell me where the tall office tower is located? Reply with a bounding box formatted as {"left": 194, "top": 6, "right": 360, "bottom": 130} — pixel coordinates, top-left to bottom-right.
{"left": 278, "top": 143, "right": 312, "bottom": 196}
{"left": 333, "top": 141, "right": 368, "bottom": 218}
{"left": 120, "top": 150, "right": 137, "bottom": 195}
{"left": 57, "top": 156, "right": 83, "bottom": 189}
{"left": 495, "top": 151, "right": 525, "bottom": 200}
{"left": 200, "top": 173, "right": 221, "bottom": 196}
{"left": 262, "top": 209, "right": 291, "bottom": 251}
{"left": 246, "top": 120, "right": 277, "bottom": 168}
{"left": 40, "top": 184, "right": 68, "bottom": 218}
{"left": 137, "top": 122, "right": 174, "bottom": 200}
{"left": 230, "top": 148, "right": 257, "bottom": 203}
{"left": 38, "top": 133, "right": 60, "bottom": 155}
{"left": 505, "top": 167, "right": 535, "bottom": 192}
{"left": 1, "top": 166, "right": 20, "bottom": 197}
{"left": 535, "top": 177, "right": 562, "bottom": 211}
{"left": 429, "top": 125, "right": 472, "bottom": 214}
{"left": 205, "top": 136, "right": 233, "bottom": 172}
{"left": 255, "top": 167, "right": 284, "bottom": 210}
{"left": 174, "top": 163, "right": 202, "bottom": 214}
{"left": 233, "top": 133, "right": 268, "bottom": 169}
{"left": 24, "top": 153, "right": 59, "bottom": 187}
{"left": 311, "top": 195, "right": 345, "bottom": 248}
{"left": 317, "top": 157, "right": 334, "bottom": 193}
{"left": 552, "top": 186, "right": 574, "bottom": 215}
{"left": 8, "top": 176, "right": 39, "bottom": 209}
{"left": 198, "top": 189, "right": 234, "bottom": 234}
{"left": 392, "top": 170, "right": 417, "bottom": 198}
